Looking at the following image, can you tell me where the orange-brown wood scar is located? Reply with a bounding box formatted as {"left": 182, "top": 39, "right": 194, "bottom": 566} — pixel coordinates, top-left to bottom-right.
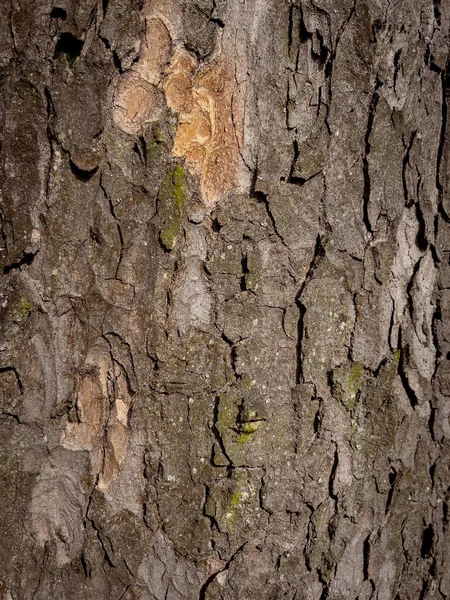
{"left": 113, "top": 7, "right": 243, "bottom": 206}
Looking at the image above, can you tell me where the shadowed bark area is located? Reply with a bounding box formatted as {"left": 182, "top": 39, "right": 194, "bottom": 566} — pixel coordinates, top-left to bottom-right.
{"left": 0, "top": 0, "right": 450, "bottom": 598}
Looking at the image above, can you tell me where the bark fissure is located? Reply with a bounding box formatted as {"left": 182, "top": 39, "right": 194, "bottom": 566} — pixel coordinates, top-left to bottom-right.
{"left": 362, "top": 84, "right": 381, "bottom": 235}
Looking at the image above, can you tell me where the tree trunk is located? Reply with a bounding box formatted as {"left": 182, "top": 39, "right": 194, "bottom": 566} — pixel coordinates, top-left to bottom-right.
{"left": 1, "top": 0, "right": 450, "bottom": 598}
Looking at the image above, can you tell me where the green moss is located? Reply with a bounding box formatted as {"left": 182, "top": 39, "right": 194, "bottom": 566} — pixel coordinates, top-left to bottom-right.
{"left": 241, "top": 375, "right": 253, "bottom": 391}
{"left": 158, "top": 164, "right": 187, "bottom": 250}
{"left": 238, "top": 421, "right": 261, "bottom": 434}
{"left": 331, "top": 362, "right": 365, "bottom": 411}
{"left": 13, "top": 297, "right": 33, "bottom": 322}
{"left": 236, "top": 432, "right": 253, "bottom": 444}
{"left": 235, "top": 417, "right": 265, "bottom": 444}
{"left": 171, "top": 165, "right": 186, "bottom": 211}
{"left": 160, "top": 223, "right": 181, "bottom": 250}
{"left": 229, "top": 491, "right": 242, "bottom": 507}
{"left": 216, "top": 399, "right": 237, "bottom": 433}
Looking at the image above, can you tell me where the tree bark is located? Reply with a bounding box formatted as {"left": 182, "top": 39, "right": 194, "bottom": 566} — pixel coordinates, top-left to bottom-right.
{"left": 1, "top": 0, "right": 450, "bottom": 598}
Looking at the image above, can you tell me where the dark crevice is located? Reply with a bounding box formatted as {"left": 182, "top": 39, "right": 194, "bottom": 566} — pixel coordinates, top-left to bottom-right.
{"left": 397, "top": 328, "right": 419, "bottom": 408}
{"left": 298, "top": 5, "right": 328, "bottom": 68}
{"left": 385, "top": 467, "right": 397, "bottom": 513}
{"left": 90, "top": 226, "right": 104, "bottom": 245}
{"left": 211, "top": 218, "right": 221, "bottom": 233}
{"left": 387, "top": 298, "right": 397, "bottom": 352}
{"left": 428, "top": 406, "right": 436, "bottom": 441}
{"left": 433, "top": 0, "right": 441, "bottom": 26}
{"left": 123, "top": 559, "right": 135, "bottom": 579}
{"left": 85, "top": 479, "right": 115, "bottom": 568}
{"left": 402, "top": 131, "right": 417, "bottom": 207}
{"left": 54, "top": 32, "right": 83, "bottom": 66}
{"left": 198, "top": 543, "right": 247, "bottom": 600}
{"left": 240, "top": 255, "right": 248, "bottom": 291}
{"left": 303, "top": 502, "right": 318, "bottom": 567}
{"left": 50, "top": 7, "right": 67, "bottom": 19}
{"left": 295, "top": 234, "right": 326, "bottom": 384}
{"left": 69, "top": 160, "right": 99, "bottom": 182}
{"left": 299, "top": 5, "right": 310, "bottom": 44}
{"left": 372, "top": 19, "right": 384, "bottom": 42}
{"left": 0, "top": 410, "right": 23, "bottom": 424}
{"left": 415, "top": 203, "right": 429, "bottom": 250}
{"left": 313, "top": 403, "right": 323, "bottom": 435}
{"left": 429, "top": 463, "right": 436, "bottom": 489}
{"left": 287, "top": 141, "right": 323, "bottom": 185}
{"left": 363, "top": 534, "right": 371, "bottom": 580}
{"left": 319, "top": 583, "right": 330, "bottom": 600}
{"left": 133, "top": 136, "right": 147, "bottom": 166}
{"left": 80, "top": 551, "right": 91, "bottom": 578}
{"left": 3, "top": 250, "right": 37, "bottom": 274}
{"left": 406, "top": 257, "right": 422, "bottom": 321}
{"left": 220, "top": 332, "right": 239, "bottom": 378}
{"left": 436, "top": 61, "right": 450, "bottom": 216}
{"left": 184, "top": 44, "right": 204, "bottom": 64}
{"left": 118, "top": 585, "right": 131, "bottom": 600}
{"left": 328, "top": 446, "right": 338, "bottom": 502}
{"left": 393, "top": 49, "right": 402, "bottom": 93}
{"left": 209, "top": 0, "right": 225, "bottom": 29}
{"left": 258, "top": 472, "right": 273, "bottom": 517}
{"left": 209, "top": 17, "right": 224, "bottom": 28}
{"left": 211, "top": 396, "right": 233, "bottom": 471}
{"left": 250, "top": 167, "right": 287, "bottom": 246}
{"left": 362, "top": 82, "right": 381, "bottom": 235}
{"left": 421, "top": 524, "right": 434, "bottom": 558}
{"left": 312, "top": 30, "right": 329, "bottom": 68}
{"left": 419, "top": 580, "right": 429, "bottom": 600}
{"left": 112, "top": 50, "right": 124, "bottom": 73}
{"left": 100, "top": 33, "right": 123, "bottom": 71}
{"left": 202, "top": 485, "right": 220, "bottom": 532}
{"left": 296, "top": 302, "right": 307, "bottom": 384}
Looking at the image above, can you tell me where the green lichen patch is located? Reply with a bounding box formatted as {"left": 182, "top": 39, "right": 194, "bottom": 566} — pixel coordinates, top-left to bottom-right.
{"left": 237, "top": 420, "right": 262, "bottom": 434}
{"left": 235, "top": 416, "right": 265, "bottom": 444}
{"left": 13, "top": 297, "right": 33, "bottom": 322}
{"left": 158, "top": 164, "right": 188, "bottom": 250}
{"left": 160, "top": 223, "right": 181, "bottom": 250}
{"left": 215, "top": 390, "right": 267, "bottom": 465}
{"left": 236, "top": 432, "right": 253, "bottom": 444}
{"left": 229, "top": 490, "right": 243, "bottom": 507}
{"left": 331, "top": 362, "right": 365, "bottom": 411}
{"left": 392, "top": 349, "right": 401, "bottom": 365}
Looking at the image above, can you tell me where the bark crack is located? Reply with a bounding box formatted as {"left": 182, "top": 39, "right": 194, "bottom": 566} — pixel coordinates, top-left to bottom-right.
{"left": 362, "top": 82, "right": 381, "bottom": 236}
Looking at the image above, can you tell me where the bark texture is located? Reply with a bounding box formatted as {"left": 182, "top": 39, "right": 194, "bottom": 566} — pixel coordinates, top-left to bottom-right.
{"left": 1, "top": 0, "right": 450, "bottom": 598}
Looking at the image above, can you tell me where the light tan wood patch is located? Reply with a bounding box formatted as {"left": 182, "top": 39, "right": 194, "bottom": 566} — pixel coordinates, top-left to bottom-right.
{"left": 113, "top": 7, "right": 243, "bottom": 206}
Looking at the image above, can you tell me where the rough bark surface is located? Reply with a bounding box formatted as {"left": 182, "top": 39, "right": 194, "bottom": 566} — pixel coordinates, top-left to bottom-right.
{"left": 1, "top": 0, "right": 450, "bottom": 598}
